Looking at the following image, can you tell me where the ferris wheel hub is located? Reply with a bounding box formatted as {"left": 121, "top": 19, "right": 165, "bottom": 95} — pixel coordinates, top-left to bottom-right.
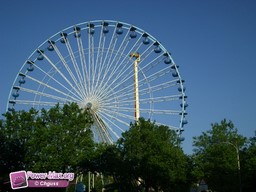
{"left": 86, "top": 102, "right": 92, "bottom": 109}
{"left": 82, "top": 97, "right": 101, "bottom": 112}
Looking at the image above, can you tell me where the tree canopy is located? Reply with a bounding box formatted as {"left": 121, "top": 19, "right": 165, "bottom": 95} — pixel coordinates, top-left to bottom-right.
{"left": 112, "top": 118, "right": 189, "bottom": 191}
{"left": 0, "top": 103, "right": 94, "bottom": 175}
{"left": 1, "top": 104, "right": 255, "bottom": 192}
{"left": 192, "top": 119, "right": 247, "bottom": 192}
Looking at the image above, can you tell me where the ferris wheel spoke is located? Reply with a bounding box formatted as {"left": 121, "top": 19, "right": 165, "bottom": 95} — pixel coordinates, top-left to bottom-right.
{"left": 100, "top": 106, "right": 135, "bottom": 121}
{"left": 106, "top": 24, "right": 130, "bottom": 69}
{"left": 140, "top": 55, "right": 164, "bottom": 74}
{"left": 98, "top": 110, "right": 130, "bottom": 131}
{"left": 103, "top": 100, "right": 133, "bottom": 107}
{"left": 128, "top": 37, "right": 144, "bottom": 54}
{"left": 140, "top": 67, "right": 172, "bottom": 85}
{"left": 107, "top": 53, "right": 164, "bottom": 94}
{"left": 96, "top": 23, "right": 131, "bottom": 91}
{"left": 93, "top": 49, "right": 111, "bottom": 97}
{"left": 102, "top": 57, "right": 169, "bottom": 96}
{"left": 139, "top": 108, "right": 181, "bottom": 115}
{"left": 105, "top": 51, "right": 130, "bottom": 86}
{"left": 28, "top": 62, "right": 83, "bottom": 100}
{"left": 90, "top": 36, "right": 98, "bottom": 96}
{"left": 105, "top": 104, "right": 181, "bottom": 116}
{"left": 91, "top": 48, "right": 103, "bottom": 95}
{"left": 96, "top": 58, "right": 135, "bottom": 98}
{"left": 107, "top": 82, "right": 134, "bottom": 99}
{"left": 139, "top": 80, "right": 178, "bottom": 95}
{"left": 100, "top": 117, "right": 125, "bottom": 139}
{"left": 110, "top": 59, "right": 134, "bottom": 84}
{"left": 40, "top": 48, "right": 86, "bottom": 98}
{"left": 98, "top": 96, "right": 135, "bottom": 112}
{"left": 18, "top": 87, "right": 77, "bottom": 103}
{"left": 94, "top": 112, "right": 121, "bottom": 140}
{"left": 102, "top": 106, "right": 135, "bottom": 114}
{"left": 139, "top": 95, "right": 181, "bottom": 104}
{"left": 87, "top": 31, "right": 94, "bottom": 95}
{"left": 106, "top": 94, "right": 180, "bottom": 106}
{"left": 137, "top": 43, "right": 155, "bottom": 61}
{"left": 91, "top": 64, "right": 136, "bottom": 102}
{"left": 54, "top": 43, "right": 87, "bottom": 97}
{"left": 105, "top": 33, "right": 131, "bottom": 80}
{"left": 96, "top": 61, "right": 132, "bottom": 98}
{"left": 96, "top": 67, "right": 133, "bottom": 99}
{"left": 97, "top": 36, "right": 144, "bottom": 95}
{"left": 108, "top": 59, "right": 133, "bottom": 85}
{"left": 75, "top": 34, "right": 89, "bottom": 94}
{"left": 94, "top": 29, "right": 107, "bottom": 92}
{"left": 98, "top": 34, "right": 118, "bottom": 86}
{"left": 100, "top": 92, "right": 134, "bottom": 105}
{"left": 21, "top": 74, "right": 81, "bottom": 101}
{"left": 91, "top": 111, "right": 114, "bottom": 143}
{"left": 9, "top": 99, "right": 62, "bottom": 107}
{"left": 64, "top": 40, "right": 87, "bottom": 94}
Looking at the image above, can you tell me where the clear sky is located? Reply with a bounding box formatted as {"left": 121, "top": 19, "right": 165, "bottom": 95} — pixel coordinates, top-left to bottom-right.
{"left": 1, "top": 0, "right": 256, "bottom": 154}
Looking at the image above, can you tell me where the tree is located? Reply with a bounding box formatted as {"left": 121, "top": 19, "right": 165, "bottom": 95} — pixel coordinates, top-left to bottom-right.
{"left": 241, "top": 136, "right": 256, "bottom": 192}
{"left": 0, "top": 103, "right": 94, "bottom": 187}
{"left": 26, "top": 103, "right": 95, "bottom": 172}
{"left": 116, "top": 117, "right": 188, "bottom": 192}
{"left": 79, "top": 118, "right": 190, "bottom": 191}
{"left": 192, "top": 119, "right": 246, "bottom": 192}
{"left": 0, "top": 108, "right": 39, "bottom": 174}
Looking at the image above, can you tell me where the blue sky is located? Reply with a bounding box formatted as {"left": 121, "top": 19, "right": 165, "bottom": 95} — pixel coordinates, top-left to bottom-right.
{"left": 0, "top": 0, "right": 256, "bottom": 154}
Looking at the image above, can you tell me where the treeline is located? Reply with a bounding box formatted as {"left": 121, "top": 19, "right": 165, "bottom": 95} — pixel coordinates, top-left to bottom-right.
{"left": 0, "top": 103, "right": 255, "bottom": 191}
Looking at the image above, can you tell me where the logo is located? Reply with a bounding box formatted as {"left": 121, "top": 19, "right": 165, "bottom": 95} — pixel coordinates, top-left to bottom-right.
{"left": 9, "top": 170, "right": 28, "bottom": 190}
{"left": 9, "top": 171, "right": 74, "bottom": 189}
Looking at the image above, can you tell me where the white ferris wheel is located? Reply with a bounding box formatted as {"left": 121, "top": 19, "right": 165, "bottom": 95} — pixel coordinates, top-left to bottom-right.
{"left": 7, "top": 20, "right": 188, "bottom": 143}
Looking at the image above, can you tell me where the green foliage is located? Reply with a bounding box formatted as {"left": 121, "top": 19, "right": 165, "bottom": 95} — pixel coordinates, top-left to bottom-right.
{"left": 0, "top": 103, "right": 94, "bottom": 174}
{"left": 78, "top": 118, "right": 190, "bottom": 191}
{"left": 0, "top": 108, "right": 39, "bottom": 173}
{"left": 5, "top": 104, "right": 255, "bottom": 192}
{"left": 241, "top": 136, "right": 256, "bottom": 191}
{"left": 192, "top": 119, "right": 246, "bottom": 192}
{"left": 116, "top": 117, "right": 188, "bottom": 192}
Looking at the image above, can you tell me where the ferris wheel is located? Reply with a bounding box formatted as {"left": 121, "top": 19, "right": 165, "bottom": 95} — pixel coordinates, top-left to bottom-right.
{"left": 7, "top": 20, "right": 188, "bottom": 143}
